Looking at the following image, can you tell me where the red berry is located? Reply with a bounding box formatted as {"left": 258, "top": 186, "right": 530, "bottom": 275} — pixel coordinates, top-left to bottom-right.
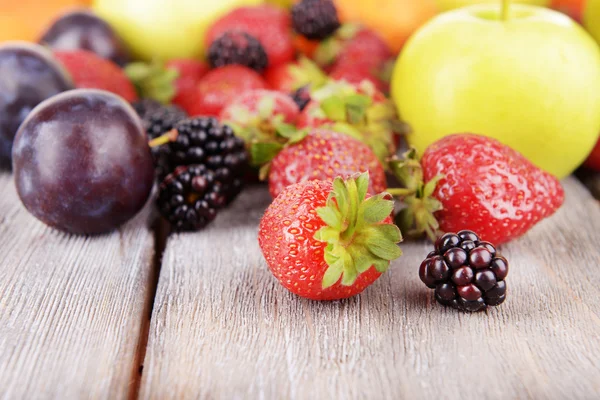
{"left": 165, "top": 58, "right": 209, "bottom": 112}
{"left": 258, "top": 174, "right": 402, "bottom": 301}
{"left": 419, "top": 134, "right": 564, "bottom": 245}
{"left": 54, "top": 50, "right": 137, "bottom": 102}
{"left": 584, "top": 136, "right": 600, "bottom": 171}
{"left": 206, "top": 5, "right": 294, "bottom": 68}
{"left": 267, "top": 129, "right": 387, "bottom": 198}
{"left": 184, "top": 65, "right": 267, "bottom": 117}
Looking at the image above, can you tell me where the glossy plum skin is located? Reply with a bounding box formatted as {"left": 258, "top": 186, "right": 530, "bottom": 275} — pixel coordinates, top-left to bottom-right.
{"left": 39, "top": 10, "right": 130, "bottom": 66}
{"left": 0, "top": 42, "right": 74, "bottom": 169}
{"left": 12, "top": 89, "right": 154, "bottom": 235}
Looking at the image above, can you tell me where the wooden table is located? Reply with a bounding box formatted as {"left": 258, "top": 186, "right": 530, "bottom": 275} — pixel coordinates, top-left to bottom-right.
{"left": 1, "top": 171, "right": 600, "bottom": 400}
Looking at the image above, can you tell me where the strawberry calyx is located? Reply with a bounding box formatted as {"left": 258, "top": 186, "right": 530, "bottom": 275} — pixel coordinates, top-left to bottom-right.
{"left": 313, "top": 23, "right": 362, "bottom": 67}
{"left": 287, "top": 57, "right": 329, "bottom": 92}
{"left": 250, "top": 124, "right": 308, "bottom": 180}
{"left": 387, "top": 148, "right": 443, "bottom": 241}
{"left": 314, "top": 172, "right": 402, "bottom": 288}
{"left": 308, "top": 80, "right": 401, "bottom": 163}
{"left": 125, "top": 61, "right": 178, "bottom": 104}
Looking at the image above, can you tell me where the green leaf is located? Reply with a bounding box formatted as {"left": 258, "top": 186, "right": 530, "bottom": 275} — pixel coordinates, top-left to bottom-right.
{"left": 341, "top": 259, "right": 358, "bottom": 286}
{"left": 315, "top": 226, "right": 340, "bottom": 243}
{"left": 321, "top": 96, "right": 347, "bottom": 121}
{"left": 331, "top": 177, "right": 349, "bottom": 217}
{"left": 351, "top": 249, "right": 376, "bottom": 274}
{"left": 355, "top": 172, "right": 369, "bottom": 202}
{"left": 373, "top": 259, "right": 390, "bottom": 273}
{"left": 322, "top": 259, "right": 344, "bottom": 289}
{"left": 124, "top": 61, "right": 178, "bottom": 104}
{"left": 372, "top": 224, "right": 402, "bottom": 243}
{"left": 331, "top": 122, "right": 363, "bottom": 141}
{"left": 423, "top": 174, "right": 443, "bottom": 198}
{"left": 316, "top": 206, "right": 342, "bottom": 230}
{"left": 275, "top": 123, "right": 298, "bottom": 139}
{"left": 361, "top": 195, "right": 394, "bottom": 225}
{"left": 250, "top": 142, "right": 283, "bottom": 166}
{"left": 364, "top": 226, "right": 403, "bottom": 260}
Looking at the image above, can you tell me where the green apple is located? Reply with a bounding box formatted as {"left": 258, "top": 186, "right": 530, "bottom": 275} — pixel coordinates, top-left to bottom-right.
{"left": 93, "top": 0, "right": 263, "bottom": 61}
{"left": 584, "top": 0, "right": 600, "bottom": 44}
{"left": 437, "top": 0, "right": 550, "bottom": 11}
{"left": 392, "top": 3, "right": 600, "bottom": 178}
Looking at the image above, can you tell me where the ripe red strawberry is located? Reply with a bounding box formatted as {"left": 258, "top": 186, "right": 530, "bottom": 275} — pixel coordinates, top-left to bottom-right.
{"left": 297, "top": 80, "right": 400, "bottom": 163}
{"left": 263, "top": 57, "right": 327, "bottom": 93}
{"left": 165, "top": 58, "right": 209, "bottom": 110}
{"left": 258, "top": 173, "right": 402, "bottom": 300}
{"left": 389, "top": 134, "right": 565, "bottom": 245}
{"left": 584, "top": 137, "right": 600, "bottom": 171}
{"left": 205, "top": 5, "right": 295, "bottom": 68}
{"left": 266, "top": 129, "right": 387, "bottom": 198}
{"left": 314, "top": 24, "right": 392, "bottom": 68}
{"left": 54, "top": 50, "right": 137, "bottom": 102}
{"left": 329, "top": 61, "right": 388, "bottom": 93}
{"left": 220, "top": 89, "right": 300, "bottom": 146}
{"left": 182, "top": 65, "right": 268, "bottom": 117}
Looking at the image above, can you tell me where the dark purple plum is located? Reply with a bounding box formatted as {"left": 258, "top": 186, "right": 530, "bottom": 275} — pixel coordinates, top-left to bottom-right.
{"left": 38, "top": 9, "right": 130, "bottom": 66}
{"left": 12, "top": 89, "right": 154, "bottom": 235}
{"left": 0, "top": 42, "right": 74, "bottom": 169}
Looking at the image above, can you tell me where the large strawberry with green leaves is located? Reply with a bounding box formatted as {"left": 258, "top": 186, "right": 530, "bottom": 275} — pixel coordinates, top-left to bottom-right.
{"left": 389, "top": 134, "right": 564, "bottom": 245}
{"left": 297, "top": 80, "right": 402, "bottom": 163}
{"left": 259, "top": 173, "right": 402, "bottom": 300}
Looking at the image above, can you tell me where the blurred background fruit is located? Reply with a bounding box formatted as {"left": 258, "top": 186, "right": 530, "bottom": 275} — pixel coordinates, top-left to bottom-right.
{"left": 0, "top": 0, "right": 90, "bottom": 43}
{"left": 333, "top": 0, "right": 437, "bottom": 53}
{"left": 0, "top": 42, "right": 74, "bottom": 168}
{"left": 584, "top": 0, "right": 600, "bottom": 43}
{"left": 92, "top": 0, "right": 263, "bottom": 61}
{"left": 552, "top": 0, "right": 585, "bottom": 21}
{"left": 39, "top": 9, "right": 130, "bottom": 65}
{"left": 436, "top": 0, "right": 549, "bottom": 11}
{"left": 392, "top": 4, "right": 600, "bottom": 179}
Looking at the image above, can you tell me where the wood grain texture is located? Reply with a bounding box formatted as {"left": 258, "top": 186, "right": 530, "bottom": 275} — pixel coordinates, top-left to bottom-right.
{"left": 0, "top": 173, "right": 155, "bottom": 399}
{"left": 140, "top": 178, "right": 600, "bottom": 400}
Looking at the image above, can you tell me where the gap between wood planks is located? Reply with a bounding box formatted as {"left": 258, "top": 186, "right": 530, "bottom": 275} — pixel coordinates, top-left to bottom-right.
{"left": 128, "top": 218, "right": 169, "bottom": 400}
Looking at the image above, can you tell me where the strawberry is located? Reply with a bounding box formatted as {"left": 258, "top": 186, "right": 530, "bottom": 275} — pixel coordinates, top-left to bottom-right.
{"left": 184, "top": 65, "right": 268, "bottom": 117}
{"left": 125, "top": 58, "right": 209, "bottom": 106}
{"left": 258, "top": 173, "right": 402, "bottom": 300}
{"left": 584, "top": 137, "right": 600, "bottom": 171}
{"left": 205, "top": 5, "right": 295, "bottom": 68}
{"left": 329, "top": 61, "right": 388, "bottom": 93}
{"left": 314, "top": 24, "right": 392, "bottom": 69}
{"left": 297, "top": 80, "right": 401, "bottom": 163}
{"left": 263, "top": 129, "right": 387, "bottom": 198}
{"left": 389, "top": 134, "right": 565, "bottom": 245}
{"left": 263, "top": 57, "right": 327, "bottom": 93}
{"left": 165, "top": 59, "right": 209, "bottom": 110}
{"left": 54, "top": 50, "right": 137, "bottom": 102}
{"left": 220, "top": 89, "right": 300, "bottom": 150}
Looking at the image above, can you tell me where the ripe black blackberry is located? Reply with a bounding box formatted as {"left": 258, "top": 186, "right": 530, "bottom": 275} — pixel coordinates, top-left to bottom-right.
{"left": 291, "top": 0, "right": 340, "bottom": 40}
{"left": 419, "top": 230, "right": 508, "bottom": 312}
{"left": 157, "top": 165, "right": 225, "bottom": 231}
{"left": 208, "top": 30, "right": 268, "bottom": 73}
{"left": 290, "top": 86, "right": 311, "bottom": 111}
{"left": 132, "top": 99, "right": 188, "bottom": 180}
{"left": 153, "top": 117, "right": 248, "bottom": 204}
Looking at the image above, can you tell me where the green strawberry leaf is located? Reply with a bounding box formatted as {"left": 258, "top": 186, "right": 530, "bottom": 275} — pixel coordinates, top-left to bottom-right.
{"left": 250, "top": 141, "right": 283, "bottom": 166}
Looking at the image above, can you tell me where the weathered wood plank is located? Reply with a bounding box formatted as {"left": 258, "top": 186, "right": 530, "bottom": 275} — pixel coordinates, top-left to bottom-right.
{"left": 140, "top": 177, "right": 600, "bottom": 400}
{"left": 0, "top": 172, "right": 155, "bottom": 399}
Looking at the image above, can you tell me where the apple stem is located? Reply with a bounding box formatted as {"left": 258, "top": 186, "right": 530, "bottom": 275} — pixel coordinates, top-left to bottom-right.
{"left": 501, "top": 0, "right": 510, "bottom": 21}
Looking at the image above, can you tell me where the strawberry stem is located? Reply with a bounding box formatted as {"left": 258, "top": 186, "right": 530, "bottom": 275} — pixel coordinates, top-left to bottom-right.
{"left": 148, "top": 129, "right": 178, "bottom": 148}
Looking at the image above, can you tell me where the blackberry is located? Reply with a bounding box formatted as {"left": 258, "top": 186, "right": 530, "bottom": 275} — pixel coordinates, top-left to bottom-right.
{"left": 160, "top": 117, "right": 248, "bottom": 204}
{"left": 291, "top": 0, "right": 340, "bottom": 40}
{"left": 419, "top": 230, "right": 508, "bottom": 312}
{"left": 132, "top": 99, "right": 188, "bottom": 180}
{"left": 208, "top": 31, "right": 268, "bottom": 73}
{"left": 157, "top": 165, "right": 225, "bottom": 231}
{"left": 290, "top": 85, "right": 311, "bottom": 111}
